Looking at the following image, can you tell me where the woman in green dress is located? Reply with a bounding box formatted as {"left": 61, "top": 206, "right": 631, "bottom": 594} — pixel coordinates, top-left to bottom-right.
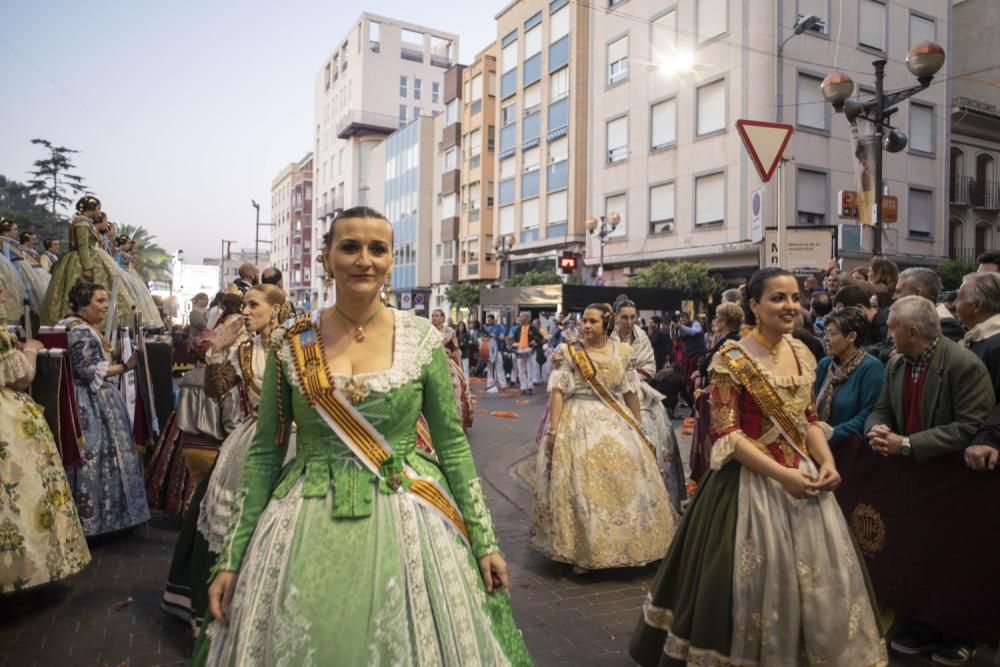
{"left": 40, "top": 196, "right": 136, "bottom": 326}
{"left": 198, "top": 207, "right": 532, "bottom": 666}
{"left": 629, "top": 268, "right": 886, "bottom": 667}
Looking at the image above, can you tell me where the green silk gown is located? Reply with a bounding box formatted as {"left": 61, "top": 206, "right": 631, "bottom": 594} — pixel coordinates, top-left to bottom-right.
{"left": 197, "top": 310, "right": 532, "bottom": 666}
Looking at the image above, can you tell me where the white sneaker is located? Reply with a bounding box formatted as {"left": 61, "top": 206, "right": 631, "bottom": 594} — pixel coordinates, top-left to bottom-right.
{"left": 487, "top": 387, "right": 499, "bottom": 394}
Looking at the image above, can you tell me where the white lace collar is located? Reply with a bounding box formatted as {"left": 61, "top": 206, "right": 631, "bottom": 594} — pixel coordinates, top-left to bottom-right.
{"left": 279, "top": 308, "right": 441, "bottom": 397}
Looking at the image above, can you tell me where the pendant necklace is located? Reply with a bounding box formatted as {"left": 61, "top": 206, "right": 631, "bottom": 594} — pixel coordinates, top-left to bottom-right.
{"left": 752, "top": 329, "right": 783, "bottom": 363}
{"left": 334, "top": 305, "right": 382, "bottom": 342}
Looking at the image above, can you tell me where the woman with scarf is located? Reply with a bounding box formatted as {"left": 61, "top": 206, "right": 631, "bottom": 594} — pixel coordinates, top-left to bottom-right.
{"left": 610, "top": 294, "right": 686, "bottom": 512}
{"left": 533, "top": 303, "right": 676, "bottom": 574}
{"left": 814, "top": 307, "right": 885, "bottom": 447}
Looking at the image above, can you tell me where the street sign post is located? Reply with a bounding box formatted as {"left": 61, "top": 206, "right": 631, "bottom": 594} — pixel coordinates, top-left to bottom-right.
{"left": 750, "top": 188, "right": 765, "bottom": 244}
{"left": 838, "top": 190, "right": 898, "bottom": 223}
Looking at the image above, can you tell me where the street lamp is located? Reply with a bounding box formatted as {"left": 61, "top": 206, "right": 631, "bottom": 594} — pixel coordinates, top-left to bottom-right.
{"left": 775, "top": 14, "right": 822, "bottom": 123}
{"left": 585, "top": 212, "right": 620, "bottom": 279}
{"left": 493, "top": 234, "right": 516, "bottom": 284}
{"left": 822, "top": 41, "right": 945, "bottom": 256}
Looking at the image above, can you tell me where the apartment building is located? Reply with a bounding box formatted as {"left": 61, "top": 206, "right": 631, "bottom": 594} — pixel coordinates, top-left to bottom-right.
{"left": 204, "top": 248, "right": 271, "bottom": 292}
{"left": 587, "top": 0, "right": 950, "bottom": 282}
{"left": 492, "top": 0, "right": 591, "bottom": 276}
{"left": 270, "top": 153, "right": 313, "bottom": 308}
{"left": 949, "top": 0, "right": 1000, "bottom": 262}
{"left": 432, "top": 65, "right": 466, "bottom": 310}
{"left": 312, "top": 14, "right": 458, "bottom": 302}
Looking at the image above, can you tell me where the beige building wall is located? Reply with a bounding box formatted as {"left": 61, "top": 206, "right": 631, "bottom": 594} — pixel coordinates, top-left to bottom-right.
{"left": 493, "top": 0, "right": 590, "bottom": 275}
{"left": 949, "top": 0, "right": 1000, "bottom": 262}
{"left": 587, "top": 0, "right": 950, "bottom": 283}
{"left": 270, "top": 163, "right": 295, "bottom": 280}
{"left": 311, "top": 14, "right": 458, "bottom": 302}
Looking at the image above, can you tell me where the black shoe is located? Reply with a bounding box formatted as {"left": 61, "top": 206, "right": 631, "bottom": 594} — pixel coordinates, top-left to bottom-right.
{"left": 931, "top": 643, "right": 975, "bottom": 666}
{"left": 890, "top": 633, "right": 938, "bottom": 656}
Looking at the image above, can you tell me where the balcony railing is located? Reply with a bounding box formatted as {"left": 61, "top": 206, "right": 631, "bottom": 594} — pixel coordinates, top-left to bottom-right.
{"left": 401, "top": 46, "right": 424, "bottom": 63}
{"left": 951, "top": 176, "right": 973, "bottom": 207}
{"left": 973, "top": 179, "right": 1000, "bottom": 211}
{"left": 953, "top": 96, "right": 999, "bottom": 116}
{"left": 949, "top": 247, "right": 979, "bottom": 263}
{"left": 336, "top": 110, "right": 400, "bottom": 139}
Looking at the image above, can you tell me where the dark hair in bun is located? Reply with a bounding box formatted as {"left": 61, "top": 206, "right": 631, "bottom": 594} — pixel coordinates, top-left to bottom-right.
{"left": 321, "top": 206, "right": 392, "bottom": 251}
{"left": 75, "top": 195, "right": 101, "bottom": 213}
{"left": 68, "top": 281, "right": 108, "bottom": 312}
{"left": 584, "top": 302, "right": 616, "bottom": 336}
{"left": 743, "top": 267, "right": 795, "bottom": 326}
{"left": 613, "top": 294, "right": 636, "bottom": 313}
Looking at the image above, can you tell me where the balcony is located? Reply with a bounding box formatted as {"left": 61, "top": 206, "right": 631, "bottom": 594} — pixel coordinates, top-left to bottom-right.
{"left": 441, "top": 217, "right": 460, "bottom": 242}
{"left": 951, "top": 176, "right": 973, "bottom": 207}
{"left": 336, "top": 110, "right": 399, "bottom": 139}
{"left": 441, "top": 169, "right": 460, "bottom": 196}
{"left": 430, "top": 53, "right": 452, "bottom": 69}
{"left": 401, "top": 46, "right": 424, "bottom": 63}
{"left": 441, "top": 122, "right": 461, "bottom": 150}
{"left": 439, "top": 263, "right": 458, "bottom": 283}
{"left": 973, "top": 180, "right": 1000, "bottom": 211}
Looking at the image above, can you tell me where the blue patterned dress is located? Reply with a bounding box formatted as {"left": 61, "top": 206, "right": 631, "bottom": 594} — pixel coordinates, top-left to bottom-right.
{"left": 60, "top": 317, "right": 150, "bottom": 535}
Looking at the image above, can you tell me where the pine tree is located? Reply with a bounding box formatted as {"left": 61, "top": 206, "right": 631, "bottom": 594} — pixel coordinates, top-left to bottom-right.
{"left": 26, "top": 139, "right": 87, "bottom": 218}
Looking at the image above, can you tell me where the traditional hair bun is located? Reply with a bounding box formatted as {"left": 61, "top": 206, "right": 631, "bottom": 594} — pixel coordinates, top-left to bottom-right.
{"left": 75, "top": 195, "right": 101, "bottom": 213}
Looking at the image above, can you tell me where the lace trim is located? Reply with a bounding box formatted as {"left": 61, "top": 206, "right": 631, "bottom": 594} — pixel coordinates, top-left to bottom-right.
{"left": 467, "top": 478, "right": 500, "bottom": 557}
{"left": 710, "top": 430, "right": 744, "bottom": 470}
{"left": 0, "top": 348, "right": 32, "bottom": 388}
{"left": 708, "top": 336, "right": 817, "bottom": 388}
{"left": 90, "top": 360, "right": 109, "bottom": 393}
{"left": 279, "top": 309, "right": 441, "bottom": 398}
{"left": 642, "top": 592, "right": 675, "bottom": 631}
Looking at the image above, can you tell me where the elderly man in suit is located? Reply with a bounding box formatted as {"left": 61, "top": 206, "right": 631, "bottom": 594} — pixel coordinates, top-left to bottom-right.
{"left": 865, "top": 295, "right": 995, "bottom": 665}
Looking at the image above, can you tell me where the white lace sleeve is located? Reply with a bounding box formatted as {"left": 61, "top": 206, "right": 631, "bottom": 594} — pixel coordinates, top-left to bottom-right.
{"left": 546, "top": 344, "right": 574, "bottom": 395}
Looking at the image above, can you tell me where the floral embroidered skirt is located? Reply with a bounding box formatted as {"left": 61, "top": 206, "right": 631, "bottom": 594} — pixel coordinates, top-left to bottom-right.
{"left": 630, "top": 461, "right": 887, "bottom": 667}
{"left": 0, "top": 389, "right": 91, "bottom": 592}
{"left": 531, "top": 395, "right": 677, "bottom": 569}
{"left": 638, "top": 383, "right": 686, "bottom": 513}
{"left": 196, "top": 480, "right": 532, "bottom": 666}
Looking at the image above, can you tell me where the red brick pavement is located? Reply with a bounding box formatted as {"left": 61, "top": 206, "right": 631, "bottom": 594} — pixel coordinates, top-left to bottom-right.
{"left": 0, "top": 378, "right": 988, "bottom": 666}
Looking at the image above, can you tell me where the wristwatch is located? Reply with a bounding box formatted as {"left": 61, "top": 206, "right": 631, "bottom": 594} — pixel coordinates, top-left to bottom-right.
{"left": 900, "top": 437, "right": 912, "bottom": 456}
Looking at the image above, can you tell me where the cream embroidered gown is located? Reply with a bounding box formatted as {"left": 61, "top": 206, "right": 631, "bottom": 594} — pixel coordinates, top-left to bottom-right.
{"left": 531, "top": 340, "right": 677, "bottom": 569}
{"left": 196, "top": 310, "right": 531, "bottom": 666}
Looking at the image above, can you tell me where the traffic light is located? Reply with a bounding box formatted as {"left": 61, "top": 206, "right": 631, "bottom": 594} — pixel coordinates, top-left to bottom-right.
{"left": 559, "top": 252, "right": 577, "bottom": 274}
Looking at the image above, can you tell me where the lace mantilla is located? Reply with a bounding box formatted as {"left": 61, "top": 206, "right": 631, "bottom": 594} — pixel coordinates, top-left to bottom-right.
{"left": 278, "top": 309, "right": 441, "bottom": 399}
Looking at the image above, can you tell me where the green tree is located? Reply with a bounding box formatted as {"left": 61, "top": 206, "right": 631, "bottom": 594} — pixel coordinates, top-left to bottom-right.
{"left": 506, "top": 269, "right": 562, "bottom": 287}
{"left": 444, "top": 281, "right": 483, "bottom": 310}
{"left": 0, "top": 174, "right": 67, "bottom": 244}
{"left": 26, "top": 139, "right": 87, "bottom": 218}
{"left": 628, "top": 260, "right": 724, "bottom": 298}
{"left": 116, "top": 223, "right": 172, "bottom": 283}
{"left": 937, "top": 259, "right": 977, "bottom": 292}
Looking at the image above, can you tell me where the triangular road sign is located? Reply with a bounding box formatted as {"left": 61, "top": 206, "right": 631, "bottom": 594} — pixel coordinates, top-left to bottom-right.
{"left": 735, "top": 119, "right": 794, "bottom": 183}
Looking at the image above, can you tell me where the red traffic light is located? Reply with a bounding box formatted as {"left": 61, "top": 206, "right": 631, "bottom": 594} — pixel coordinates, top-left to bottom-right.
{"left": 559, "top": 252, "right": 577, "bottom": 273}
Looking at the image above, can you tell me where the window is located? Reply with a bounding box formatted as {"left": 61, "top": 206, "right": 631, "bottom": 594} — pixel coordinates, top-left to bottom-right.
{"left": 500, "top": 124, "right": 517, "bottom": 152}
{"left": 500, "top": 156, "right": 516, "bottom": 180}
{"left": 651, "top": 98, "right": 676, "bottom": 149}
{"left": 369, "top": 20, "right": 381, "bottom": 49}
{"left": 797, "top": 73, "right": 827, "bottom": 131}
{"left": 550, "top": 67, "right": 569, "bottom": 101}
{"left": 411, "top": 79, "right": 421, "bottom": 101}
{"left": 488, "top": 71, "right": 497, "bottom": 97}
{"left": 697, "top": 0, "right": 727, "bottom": 41}
{"left": 444, "top": 147, "right": 458, "bottom": 172}
{"left": 432, "top": 82, "right": 440, "bottom": 104}
{"left": 547, "top": 159, "right": 568, "bottom": 191}
{"left": 696, "top": 79, "right": 726, "bottom": 136}
{"left": 651, "top": 10, "right": 677, "bottom": 63}
{"left": 796, "top": 169, "right": 827, "bottom": 225}
{"left": 608, "top": 35, "right": 629, "bottom": 85}
{"left": 549, "top": 136, "right": 568, "bottom": 163}
{"left": 523, "top": 147, "right": 540, "bottom": 172}
{"left": 524, "top": 84, "right": 541, "bottom": 112}
{"left": 525, "top": 24, "right": 542, "bottom": 58}
{"left": 471, "top": 74, "right": 483, "bottom": 102}
{"left": 499, "top": 205, "right": 516, "bottom": 235}
{"left": 859, "top": 0, "right": 886, "bottom": 51}
{"left": 522, "top": 198, "right": 539, "bottom": 229}
{"left": 469, "top": 129, "right": 482, "bottom": 157}
{"left": 550, "top": 36, "right": 570, "bottom": 72}
{"left": 695, "top": 172, "right": 725, "bottom": 225}
{"left": 523, "top": 112, "right": 541, "bottom": 144}
{"left": 522, "top": 170, "right": 539, "bottom": 198}
{"left": 442, "top": 193, "right": 458, "bottom": 218}
{"left": 607, "top": 116, "right": 628, "bottom": 163}
{"left": 909, "top": 103, "right": 934, "bottom": 154}
{"left": 499, "top": 178, "right": 516, "bottom": 205}
{"left": 443, "top": 241, "right": 455, "bottom": 263}
{"left": 501, "top": 39, "right": 518, "bottom": 99}
{"left": 548, "top": 190, "right": 568, "bottom": 224}
{"left": 501, "top": 102, "right": 517, "bottom": 126}
{"left": 550, "top": 5, "right": 569, "bottom": 42}
{"left": 548, "top": 98, "right": 569, "bottom": 131}
{"left": 400, "top": 75, "right": 408, "bottom": 97}
{"left": 524, "top": 54, "right": 542, "bottom": 86}
{"left": 650, "top": 183, "right": 675, "bottom": 233}
{"left": 399, "top": 104, "right": 407, "bottom": 123}
{"left": 605, "top": 193, "right": 627, "bottom": 238}
{"left": 797, "top": 0, "right": 828, "bottom": 33}
{"left": 413, "top": 105, "right": 421, "bottom": 119}
{"left": 909, "top": 12, "right": 935, "bottom": 49}
{"left": 908, "top": 188, "right": 933, "bottom": 237}
{"left": 445, "top": 99, "right": 459, "bottom": 125}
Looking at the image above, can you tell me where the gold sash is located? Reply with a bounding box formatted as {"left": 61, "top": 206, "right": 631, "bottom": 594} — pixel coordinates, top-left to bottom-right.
{"left": 719, "top": 342, "right": 812, "bottom": 461}
{"left": 286, "top": 319, "right": 470, "bottom": 547}
{"left": 565, "top": 342, "right": 656, "bottom": 456}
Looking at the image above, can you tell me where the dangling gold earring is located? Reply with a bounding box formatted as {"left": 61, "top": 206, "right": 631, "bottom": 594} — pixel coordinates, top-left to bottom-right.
{"left": 322, "top": 257, "right": 334, "bottom": 290}
{"left": 381, "top": 270, "right": 393, "bottom": 305}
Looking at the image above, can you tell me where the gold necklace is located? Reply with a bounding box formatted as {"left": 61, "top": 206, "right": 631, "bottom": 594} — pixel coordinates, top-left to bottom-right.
{"left": 334, "top": 305, "right": 382, "bottom": 342}
{"left": 752, "top": 328, "right": 783, "bottom": 363}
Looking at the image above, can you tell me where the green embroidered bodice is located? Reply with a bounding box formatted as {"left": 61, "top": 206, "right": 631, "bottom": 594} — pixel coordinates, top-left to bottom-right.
{"left": 217, "top": 309, "right": 500, "bottom": 572}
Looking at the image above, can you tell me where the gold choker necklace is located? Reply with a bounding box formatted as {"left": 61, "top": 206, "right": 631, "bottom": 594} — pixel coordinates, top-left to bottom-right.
{"left": 752, "top": 329, "right": 783, "bottom": 363}
{"left": 334, "top": 305, "right": 381, "bottom": 342}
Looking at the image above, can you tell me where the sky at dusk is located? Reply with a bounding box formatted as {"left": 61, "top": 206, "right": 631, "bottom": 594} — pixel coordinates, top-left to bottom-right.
{"left": 0, "top": 1, "right": 497, "bottom": 263}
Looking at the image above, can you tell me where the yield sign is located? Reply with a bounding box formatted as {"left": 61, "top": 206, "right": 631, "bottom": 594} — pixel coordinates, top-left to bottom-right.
{"left": 735, "top": 119, "right": 794, "bottom": 183}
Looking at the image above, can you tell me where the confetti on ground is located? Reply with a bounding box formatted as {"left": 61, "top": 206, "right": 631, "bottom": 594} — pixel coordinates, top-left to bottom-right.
{"left": 490, "top": 411, "right": 520, "bottom": 419}
{"left": 111, "top": 597, "right": 135, "bottom": 611}
{"left": 515, "top": 400, "right": 530, "bottom": 405}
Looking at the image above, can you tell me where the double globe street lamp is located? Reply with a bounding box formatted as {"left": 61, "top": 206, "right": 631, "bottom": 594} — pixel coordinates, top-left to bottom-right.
{"left": 493, "top": 234, "right": 516, "bottom": 285}
{"left": 820, "top": 41, "right": 945, "bottom": 256}
{"left": 585, "top": 212, "right": 620, "bottom": 280}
